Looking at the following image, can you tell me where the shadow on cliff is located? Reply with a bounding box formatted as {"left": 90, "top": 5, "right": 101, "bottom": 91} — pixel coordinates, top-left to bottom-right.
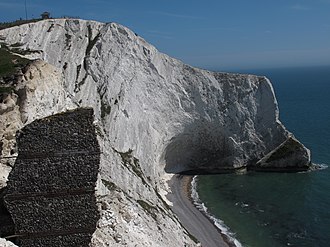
{"left": 163, "top": 119, "right": 243, "bottom": 174}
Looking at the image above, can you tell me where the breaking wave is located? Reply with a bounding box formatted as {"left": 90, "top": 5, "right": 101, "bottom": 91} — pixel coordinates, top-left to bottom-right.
{"left": 191, "top": 176, "right": 243, "bottom": 247}
{"left": 315, "top": 163, "right": 328, "bottom": 170}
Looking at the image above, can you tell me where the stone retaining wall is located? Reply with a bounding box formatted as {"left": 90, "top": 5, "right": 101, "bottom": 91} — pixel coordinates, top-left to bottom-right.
{"left": 4, "top": 108, "right": 100, "bottom": 247}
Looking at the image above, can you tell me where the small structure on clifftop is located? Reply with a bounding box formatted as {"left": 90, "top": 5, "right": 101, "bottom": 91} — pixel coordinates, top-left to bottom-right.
{"left": 41, "top": 12, "right": 50, "bottom": 19}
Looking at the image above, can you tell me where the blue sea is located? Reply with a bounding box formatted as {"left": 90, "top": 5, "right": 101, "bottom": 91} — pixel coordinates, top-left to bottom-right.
{"left": 195, "top": 66, "right": 330, "bottom": 247}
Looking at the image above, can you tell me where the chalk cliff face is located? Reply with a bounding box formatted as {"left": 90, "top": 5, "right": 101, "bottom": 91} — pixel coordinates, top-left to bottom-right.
{"left": 0, "top": 19, "right": 311, "bottom": 246}
{"left": 0, "top": 238, "right": 16, "bottom": 247}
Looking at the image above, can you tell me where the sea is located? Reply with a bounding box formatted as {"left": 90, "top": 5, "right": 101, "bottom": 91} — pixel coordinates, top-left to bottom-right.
{"left": 193, "top": 66, "right": 330, "bottom": 247}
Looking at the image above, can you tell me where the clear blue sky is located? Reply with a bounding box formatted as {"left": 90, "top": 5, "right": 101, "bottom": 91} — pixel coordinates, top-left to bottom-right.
{"left": 1, "top": 0, "right": 330, "bottom": 70}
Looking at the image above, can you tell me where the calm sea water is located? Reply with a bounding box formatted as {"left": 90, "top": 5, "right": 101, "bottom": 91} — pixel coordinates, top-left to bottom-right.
{"left": 196, "top": 66, "right": 330, "bottom": 247}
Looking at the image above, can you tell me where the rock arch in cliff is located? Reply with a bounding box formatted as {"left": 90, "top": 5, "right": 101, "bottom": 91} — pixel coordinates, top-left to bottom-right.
{"left": 163, "top": 119, "right": 240, "bottom": 174}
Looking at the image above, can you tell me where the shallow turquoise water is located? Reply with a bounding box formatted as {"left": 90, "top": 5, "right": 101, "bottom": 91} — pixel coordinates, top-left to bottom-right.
{"left": 197, "top": 66, "right": 330, "bottom": 247}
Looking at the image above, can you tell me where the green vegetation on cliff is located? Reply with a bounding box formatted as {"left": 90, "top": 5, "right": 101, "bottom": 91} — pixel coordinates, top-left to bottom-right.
{"left": 0, "top": 45, "right": 29, "bottom": 79}
{"left": 0, "top": 19, "right": 42, "bottom": 31}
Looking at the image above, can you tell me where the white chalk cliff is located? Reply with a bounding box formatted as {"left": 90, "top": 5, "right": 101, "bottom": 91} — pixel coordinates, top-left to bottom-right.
{"left": 0, "top": 19, "right": 311, "bottom": 246}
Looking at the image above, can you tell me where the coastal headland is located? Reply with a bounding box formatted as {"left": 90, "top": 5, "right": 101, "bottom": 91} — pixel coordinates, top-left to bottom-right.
{"left": 0, "top": 18, "right": 313, "bottom": 246}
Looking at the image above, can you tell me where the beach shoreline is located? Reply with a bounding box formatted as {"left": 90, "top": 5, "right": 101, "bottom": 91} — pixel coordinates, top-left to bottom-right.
{"left": 188, "top": 176, "right": 239, "bottom": 247}
{"left": 167, "top": 174, "right": 236, "bottom": 247}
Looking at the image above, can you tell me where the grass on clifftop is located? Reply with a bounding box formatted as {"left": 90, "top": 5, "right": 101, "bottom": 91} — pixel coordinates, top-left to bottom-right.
{"left": 0, "top": 19, "right": 42, "bottom": 30}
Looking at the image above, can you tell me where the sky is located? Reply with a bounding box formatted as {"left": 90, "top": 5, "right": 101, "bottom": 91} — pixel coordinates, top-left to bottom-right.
{"left": 0, "top": 0, "right": 330, "bottom": 71}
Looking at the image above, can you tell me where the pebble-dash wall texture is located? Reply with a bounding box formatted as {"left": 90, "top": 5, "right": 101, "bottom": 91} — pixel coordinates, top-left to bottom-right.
{"left": 0, "top": 187, "right": 14, "bottom": 239}
{"left": 4, "top": 108, "right": 100, "bottom": 247}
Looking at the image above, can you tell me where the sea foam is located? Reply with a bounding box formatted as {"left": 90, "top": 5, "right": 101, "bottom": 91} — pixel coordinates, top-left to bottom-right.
{"left": 191, "top": 176, "right": 243, "bottom": 247}
{"left": 316, "top": 163, "right": 328, "bottom": 170}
